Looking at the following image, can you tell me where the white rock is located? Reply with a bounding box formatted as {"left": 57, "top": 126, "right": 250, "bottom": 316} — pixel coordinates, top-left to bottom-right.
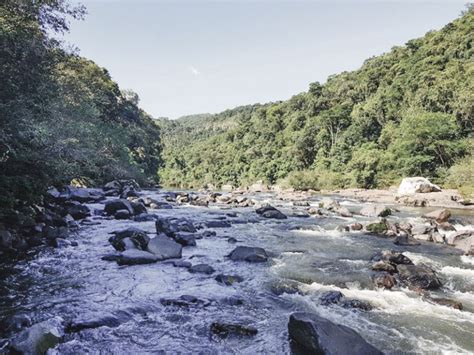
{"left": 398, "top": 177, "right": 441, "bottom": 195}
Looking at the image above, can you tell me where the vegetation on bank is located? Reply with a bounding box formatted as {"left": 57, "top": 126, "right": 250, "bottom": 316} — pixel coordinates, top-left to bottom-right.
{"left": 0, "top": 1, "right": 162, "bottom": 221}
{"left": 158, "top": 6, "right": 473, "bottom": 193}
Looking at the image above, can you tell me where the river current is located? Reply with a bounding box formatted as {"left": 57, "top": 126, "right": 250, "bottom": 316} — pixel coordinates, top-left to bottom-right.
{"left": 1, "top": 190, "right": 473, "bottom": 354}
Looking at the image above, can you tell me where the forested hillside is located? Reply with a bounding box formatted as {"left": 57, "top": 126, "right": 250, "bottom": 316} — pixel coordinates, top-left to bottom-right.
{"left": 159, "top": 7, "right": 473, "bottom": 194}
{"left": 0, "top": 1, "right": 162, "bottom": 219}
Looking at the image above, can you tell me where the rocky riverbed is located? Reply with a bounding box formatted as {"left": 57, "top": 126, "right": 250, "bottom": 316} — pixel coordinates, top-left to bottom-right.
{"left": 0, "top": 183, "right": 473, "bottom": 354}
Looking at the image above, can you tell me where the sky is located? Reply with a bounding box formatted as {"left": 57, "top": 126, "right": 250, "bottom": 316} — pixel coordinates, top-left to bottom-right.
{"left": 64, "top": 0, "right": 468, "bottom": 118}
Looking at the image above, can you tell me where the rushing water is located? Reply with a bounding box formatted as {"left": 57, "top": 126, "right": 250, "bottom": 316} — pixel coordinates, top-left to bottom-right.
{"left": 1, "top": 190, "right": 473, "bottom": 354}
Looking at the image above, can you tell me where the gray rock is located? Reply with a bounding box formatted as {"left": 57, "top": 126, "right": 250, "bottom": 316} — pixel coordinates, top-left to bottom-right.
{"left": 109, "top": 228, "right": 150, "bottom": 251}
{"left": 104, "top": 199, "right": 134, "bottom": 216}
{"left": 397, "top": 264, "right": 442, "bottom": 290}
{"left": 288, "top": 312, "right": 382, "bottom": 355}
{"left": 116, "top": 249, "right": 159, "bottom": 265}
{"left": 261, "top": 209, "right": 287, "bottom": 220}
{"left": 210, "top": 322, "right": 257, "bottom": 338}
{"left": 359, "top": 204, "right": 391, "bottom": 217}
{"left": 147, "top": 234, "right": 182, "bottom": 260}
{"left": 228, "top": 246, "right": 268, "bottom": 262}
{"left": 189, "top": 264, "right": 215, "bottom": 274}
{"left": 423, "top": 209, "right": 451, "bottom": 223}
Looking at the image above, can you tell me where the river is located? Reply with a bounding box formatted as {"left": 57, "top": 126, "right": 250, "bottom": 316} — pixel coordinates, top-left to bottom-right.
{"left": 1, "top": 190, "right": 473, "bottom": 354}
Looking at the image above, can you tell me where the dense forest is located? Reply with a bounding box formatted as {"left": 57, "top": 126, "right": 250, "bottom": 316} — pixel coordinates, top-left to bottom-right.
{"left": 158, "top": 6, "right": 473, "bottom": 196}
{"left": 0, "top": 1, "right": 162, "bottom": 221}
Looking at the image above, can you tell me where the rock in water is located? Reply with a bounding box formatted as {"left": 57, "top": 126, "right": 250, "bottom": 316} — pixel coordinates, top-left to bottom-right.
{"left": 288, "top": 312, "right": 382, "bottom": 355}
{"left": 10, "top": 317, "right": 63, "bottom": 355}
{"left": 398, "top": 177, "right": 441, "bottom": 194}
{"left": 104, "top": 199, "right": 134, "bottom": 216}
{"left": 397, "top": 264, "right": 442, "bottom": 290}
{"left": 188, "top": 264, "right": 215, "bottom": 275}
{"left": 256, "top": 205, "right": 287, "bottom": 219}
{"left": 210, "top": 322, "right": 258, "bottom": 338}
{"left": 228, "top": 246, "right": 268, "bottom": 262}
{"left": 116, "top": 249, "right": 159, "bottom": 266}
{"left": 359, "top": 205, "right": 391, "bottom": 217}
{"left": 147, "top": 234, "right": 182, "bottom": 260}
{"left": 109, "top": 228, "right": 150, "bottom": 251}
{"left": 446, "top": 230, "right": 474, "bottom": 255}
{"left": 423, "top": 209, "right": 451, "bottom": 223}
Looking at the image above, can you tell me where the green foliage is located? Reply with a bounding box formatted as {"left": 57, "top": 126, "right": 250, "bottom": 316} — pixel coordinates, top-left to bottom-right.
{"left": 445, "top": 140, "right": 474, "bottom": 198}
{"left": 0, "top": 0, "right": 161, "bottom": 217}
{"left": 159, "top": 7, "right": 473, "bottom": 190}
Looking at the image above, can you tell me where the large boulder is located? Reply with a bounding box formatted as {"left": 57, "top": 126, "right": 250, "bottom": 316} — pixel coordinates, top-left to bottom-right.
{"left": 10, "top": 317, "right": 63, "bottom": 355}
{"left": 104, "top": 199, "right": 134, "bottom": 216}
{"left": 398, "top": 177, "right": 441, "bottom": 194}
{"left": 228, "top": 246, "right": 268, "bottom": 262}
{"left": 67, "top": 187, "right": 105, "bottom": 203}
{"left": 155, "top": 218, "right": 196, "bottom": 237}
{"left": 318, "top": 198, "right": 340, "bottom": 210}
{"left": 288, "top": 312, "right": 381, "bottom": 355}
{"left": 447, "top": 230, "right": 474, "bottom": 255}
{"left": 359, "top": 205, "right": 391, "bottom": 218}
{"left": 423, "top": 209, "right": 451, "bottom": 223}
{"left": 256, "top": 205, "right": 287, "bottom": 219}
{"left": 147, "top": 234, "right": 182, "bottom": 260}
{"left": 397, "top": 264, "right": 442, "bottom": 290}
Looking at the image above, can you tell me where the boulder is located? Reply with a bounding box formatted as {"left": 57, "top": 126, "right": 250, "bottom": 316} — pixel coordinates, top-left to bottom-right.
{"left": 172, "top": 233, "right": 197, "bottom": 246}
{"left": 130, "top": 201, "right": 147, "bottom": 215}
{"left": 228, "top": 246, "right": 268, "bottom": 262}
{"left": 116, "top": 249, "right": 159, "bottom": 266}
{"left": 155, "top": 218, "right": 196, "bottom": 237}
{"left": 104, "top": 199, "right": 134, "bottom": 216}
{"left": 189, "top": 264, "right": 215, "bottom": 275}
{"left": 318, "top": 198, "right": 340, "bottom": 210}
{"left": 210, "top": 322, "right": 258, "bottom": 338}
{"left": 147, "top": 235, "right": 182, "bottom": 260}
{"left": 10, "top": 317, "right": 63, "bottom": 355}
{"left": 261, "top": 209, "right": 287, "bottom": 219}
{"left": 446, "top": 230, "right": 474, "bottom": 255}
{"left": 215, "top": 274, "right": 244, "bottom": 286}
{"left": 334, "top": 206, "right": 352, "bottom": 217}
{"left": 288, "top": 312, "right": 381, "bottom": 355}
{"left": 371, "top": 250, "right": 413, "bottom": 267}
{"left": 423, "top": 209, "right": 451, "bottom": 223}
{"left": 398, "top": 177, "right": 441, "bottom": 194}
{"left": 397, "top": 264, "right": 442, "bottom": 290}
{"left": 359, "top": 205, "right": 391, "bottom": 218}
{"left": 67, "top": 187, "right": 105, "bottom": 203}
{"left": 109, "top": 228, "right": 150, "bottom": 251}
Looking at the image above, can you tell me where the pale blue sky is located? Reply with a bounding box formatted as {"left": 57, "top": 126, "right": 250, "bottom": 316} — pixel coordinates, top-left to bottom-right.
{"left": 65, "top": 0, "right": 467, "bottom": 118}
